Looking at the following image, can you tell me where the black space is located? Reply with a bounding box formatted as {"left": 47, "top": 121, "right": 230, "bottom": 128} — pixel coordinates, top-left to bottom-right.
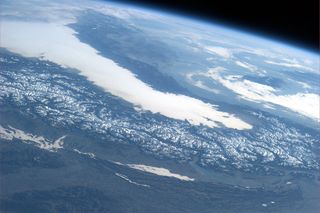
{"left": 112, "top": 0, "right": 319, "bottom": 52}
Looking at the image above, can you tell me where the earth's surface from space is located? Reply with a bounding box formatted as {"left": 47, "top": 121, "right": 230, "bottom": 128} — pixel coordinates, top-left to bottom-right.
{"left": 0, "top": 0, "right": 319, "bottom": 212}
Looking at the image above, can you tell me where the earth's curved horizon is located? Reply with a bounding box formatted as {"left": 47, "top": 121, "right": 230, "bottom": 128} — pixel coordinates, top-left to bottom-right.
{"left": 0, "top": 0, "right": 319, "bottom": 212}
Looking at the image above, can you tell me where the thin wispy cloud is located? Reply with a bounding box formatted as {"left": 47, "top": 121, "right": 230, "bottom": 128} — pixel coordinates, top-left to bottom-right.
{"left": 205, "top": 46, "right": 233, "bottom": 59}
{"left": 196, "top": 67, "right": 320, "bottom": 121}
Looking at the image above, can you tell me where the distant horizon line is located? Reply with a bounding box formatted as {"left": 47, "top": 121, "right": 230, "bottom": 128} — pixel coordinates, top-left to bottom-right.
{"left": 105, "top": 0, "right": 319, "bottom": 54}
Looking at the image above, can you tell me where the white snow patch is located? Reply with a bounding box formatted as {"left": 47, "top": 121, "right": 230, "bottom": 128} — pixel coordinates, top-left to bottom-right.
{"left": 115, "top": 173, "right": 150, "bottom": 188}
{"left": 262, "top": 203, "right": 268, "bottom": 207}
{"left": 0, "top": 125, "right": 65, "bottom": 151}
{"left": 73, "top": 149, "right": 96, "bottom": 158}
{"left": 0, "top": 20, "right": 251, "bottom": 130}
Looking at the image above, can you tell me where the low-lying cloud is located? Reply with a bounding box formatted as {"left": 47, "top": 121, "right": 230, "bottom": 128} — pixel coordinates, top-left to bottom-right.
{"left": 198, "top": 67, "right": 320, "bottom": 121}
{"left": 264, "top": 60, "right": 315, "bottom": 72}
{"left": 235, "top": 61, "right": 258, "bottom": 73}
{"left": 1, "top": 21, "right": 252, "bottom": 130}
{"left": 205, "top": 46, "right": 232, "bottom": 59}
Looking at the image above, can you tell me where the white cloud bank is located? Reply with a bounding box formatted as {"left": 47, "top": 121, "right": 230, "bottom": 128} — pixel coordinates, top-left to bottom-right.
{"left": 201, "top": 67, "right": 320, "bottom": 121}
{"left": 1, "top": 21, "right": 252, "bottom": 130}
{"left": 114, "top": 162, "right": 194, "bottom": 181}
{"left": 127, "top": 164, "right": 195, "bottom": 181}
